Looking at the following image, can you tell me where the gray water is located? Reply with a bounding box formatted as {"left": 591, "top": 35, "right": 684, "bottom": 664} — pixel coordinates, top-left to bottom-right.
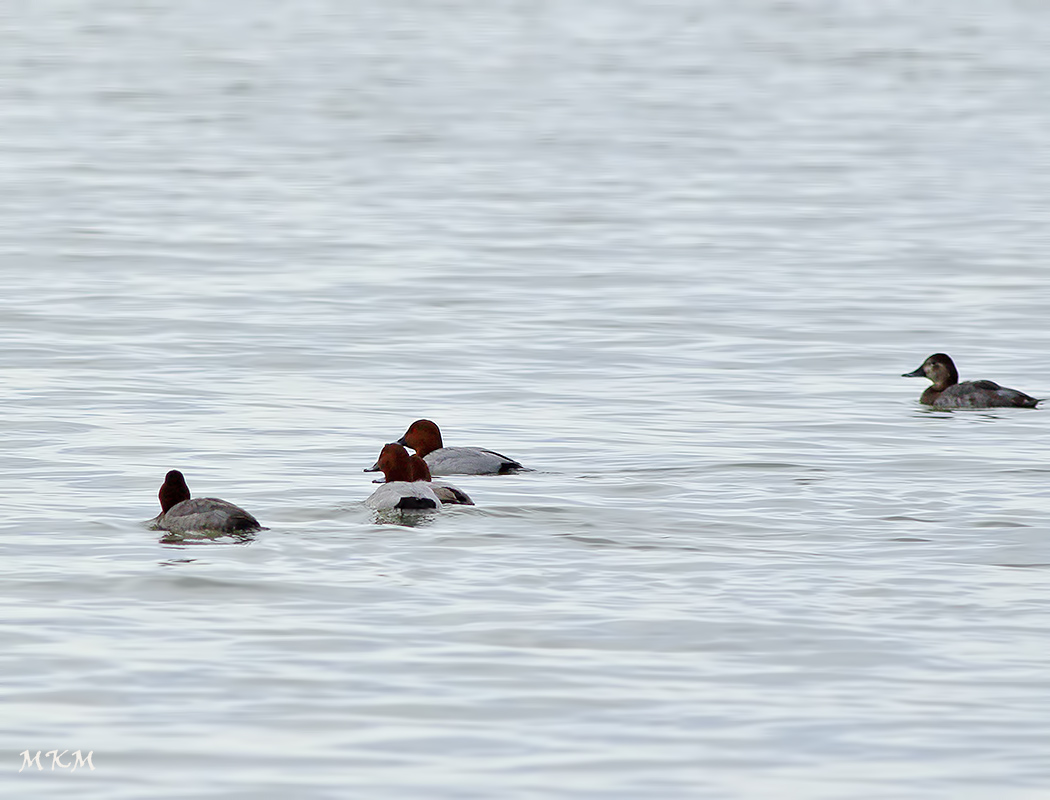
{"left": 3, "top": 1, "right": 1050, "bottom": 798}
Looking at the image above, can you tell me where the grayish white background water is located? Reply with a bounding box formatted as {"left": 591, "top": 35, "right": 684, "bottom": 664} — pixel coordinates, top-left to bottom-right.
{"left": 2, "top": 1, "right": 1049, "bottom": 797}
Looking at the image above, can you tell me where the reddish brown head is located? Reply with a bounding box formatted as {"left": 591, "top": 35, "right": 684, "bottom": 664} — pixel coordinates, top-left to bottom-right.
{"left": 396, "top": 419, "right": 443, "bottom": 458}
{"left": 159, "top": 469, "right": 191, "bottom": 513}
{"left": 408, "top": 454, "right": 432, "bottom": 482}
{"left": 371, "top": 443, "right": 415, "bottom": 483}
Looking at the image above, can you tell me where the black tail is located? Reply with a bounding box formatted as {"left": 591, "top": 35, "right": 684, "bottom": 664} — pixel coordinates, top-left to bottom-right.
{"left": 396, "top": 497, "right": 438, "bottom": 510}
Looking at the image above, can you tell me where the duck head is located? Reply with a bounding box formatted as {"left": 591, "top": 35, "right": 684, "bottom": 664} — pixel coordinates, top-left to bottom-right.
{"left": 159, "top": 469, "right": 191, "bottom": 513}
{"left": 396, "top": 419, "right": 444, "bottom": 458}
{"left": 903, "top": 353, "right": 959, "bottom": 390}
{"left": 368, "top": 443, "right": 415, "bottom": 483}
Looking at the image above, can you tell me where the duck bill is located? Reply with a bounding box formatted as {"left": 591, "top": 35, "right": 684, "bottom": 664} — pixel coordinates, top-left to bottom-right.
{"left": 901, "top": 366, "right": 926, "bottom": 378}
{"left": 395, "top": 436, "right": 408, "bottom": 446}
{"left": 363, "top": 461, "right": 381, "bottom": 472}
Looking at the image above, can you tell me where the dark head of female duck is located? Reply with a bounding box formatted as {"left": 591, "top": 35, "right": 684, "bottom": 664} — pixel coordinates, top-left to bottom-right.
{"left": 159, "top": 469, "right": 192, "bottom": 513}
{"left": 903, "top": 353, "right": 958, "bottom": 392}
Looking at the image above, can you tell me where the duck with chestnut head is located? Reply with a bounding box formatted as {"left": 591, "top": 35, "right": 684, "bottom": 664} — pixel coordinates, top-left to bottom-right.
{"left": 150, "top": 470, "right": 262, "bottom": 533}
{"left": 365, "top": 443, "right": 442, "bottom": 511}
{"left": 392, "top": 419, "right": 526, "bottom": 476}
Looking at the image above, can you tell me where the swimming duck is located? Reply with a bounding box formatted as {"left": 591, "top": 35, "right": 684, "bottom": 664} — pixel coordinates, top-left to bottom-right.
{"left": 365, "top": 443, "right": 442, "bottom": 511}
{"left": 409, "top": 454, "right": 474, "bottom": 505}
{"left": 395, "top": 419, "right": 525, "bottom": 475}
{"left": 150, "top": 469, "right": 262, "bottom": 533}
{"left": 902, "top": 353, "right": 1041, "bottom": 408}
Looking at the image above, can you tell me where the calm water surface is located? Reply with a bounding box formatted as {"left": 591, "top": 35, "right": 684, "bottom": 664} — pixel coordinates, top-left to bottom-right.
{"left": 2, "top": 1, "right": 1050, "bottom": 798}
